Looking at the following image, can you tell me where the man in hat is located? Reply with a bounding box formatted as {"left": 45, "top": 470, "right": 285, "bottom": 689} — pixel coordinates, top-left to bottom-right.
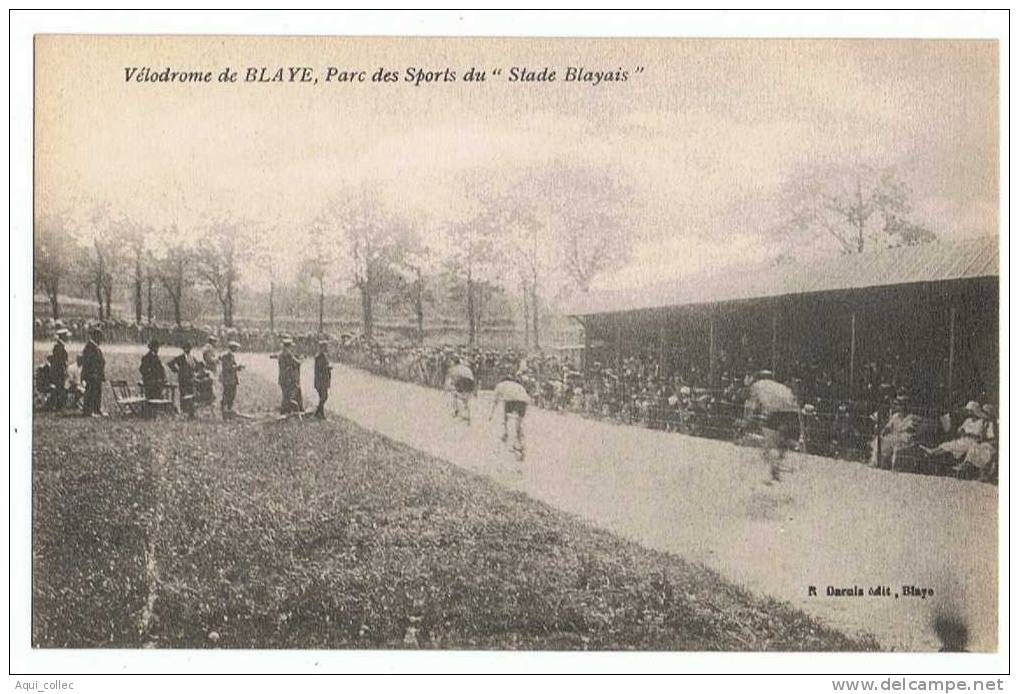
{"left": 45, "top": 326, "right": 71, "bottom": 410}
{"left": 490, "top": 371, "right": 531, "bottom": 459}
{"left": 80, "top": 327, "right": 106, "bottom": 416}
{"left": 219, "top": 340, "right": 244, "bottom": 417}
{"left": 139, "top": 339, "right": 168, "bottom": 401}
{"left": 276, "top": 336, "right": 303, "bottom": 414}
{"left": 196, "top": 335, "right": 218, "bottom": 407}
{"left": 202, "top": 335, "right": 219, "bottom": 375}
{"left": 313, "top": 339, "right": 332, "bottom": 419}
{"left": 168, "top": 342, "right": 198, "bottom": 417}
{"left": 743, "top": 370, "right": 802, "bottom": 483}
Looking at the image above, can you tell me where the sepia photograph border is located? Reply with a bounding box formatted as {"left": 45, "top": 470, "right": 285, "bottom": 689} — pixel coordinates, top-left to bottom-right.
{"left": 8, "top": 8, "right": 1011, "bottom": 683}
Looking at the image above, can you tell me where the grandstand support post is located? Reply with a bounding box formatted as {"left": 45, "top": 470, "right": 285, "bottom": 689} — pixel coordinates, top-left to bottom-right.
{"left": 771, "top": 307, "right": 778, "bottom": 373}
{"left": 947, "top": 306, "right": 957, "bottom": 406}
{"left": 582, "top": 321, "right": 590, "bottom": 375}
{"left": 849, "top": 311, "right": 857, "bottom": 401}
{"left": 615, "top": 317, "right": 622, "bottom": 375}
{"left": 568, "top": 315, "right": 588, "bottom": 375}
{"left": 708, "top": 312, "right": 717, "bottom": 386}
{"left": 658, "top": 322, "right": 666, "bottom": 377}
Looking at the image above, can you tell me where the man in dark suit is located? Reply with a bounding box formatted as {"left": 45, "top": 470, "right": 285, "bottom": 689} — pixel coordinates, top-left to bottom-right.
{"left": 140, "top": 339, "right": 167, "bottom": 400}
{"left": 276, "top": 336, "right": 303, "bottom": 414}
{"left": 168, "top": 342, "right": 197, "bottom": 417}
{"left": 313, "top": 339, "right": 332, "bottom": 419}
{"left": 80, "top": 327, "right": 106, "bottom": 416}
{"left": 45, "top": 326, "right": 70, "bottom": 410}
{"left": 219, "top": 340, "right": 243, "bottom": 417}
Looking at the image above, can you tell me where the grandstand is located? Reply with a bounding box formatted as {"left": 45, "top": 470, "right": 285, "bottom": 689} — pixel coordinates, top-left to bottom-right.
{"left": 566, "top": 237, "right": 999, "bottom": 408}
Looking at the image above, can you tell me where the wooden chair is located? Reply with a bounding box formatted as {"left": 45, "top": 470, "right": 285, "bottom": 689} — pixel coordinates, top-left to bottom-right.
{"left": 109, "top": 380, "right": 147, "bottom": 416}
{"left": 137, "top": 382, "right": 177, "bottom": 416}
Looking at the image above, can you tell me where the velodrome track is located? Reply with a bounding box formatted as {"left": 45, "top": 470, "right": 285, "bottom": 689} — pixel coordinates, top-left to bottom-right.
{"left": 249, "top": 353, "right": 998, "bottom": 652}
{"left": 46, "top": 343, "right": 999, "bottom": 651}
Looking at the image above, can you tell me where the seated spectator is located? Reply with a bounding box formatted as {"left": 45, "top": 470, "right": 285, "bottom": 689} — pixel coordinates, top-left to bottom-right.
{"left": 66, "top": 355, "right": 84, "bottom": 410}
{"left": 34, "top": 357, "right": 54, "bottom": 408}
{"left": 924, "top": 401, "right": 996, "bottom": 478}
{"left": 870, "top": 395, "right": 921, "bottom": 469}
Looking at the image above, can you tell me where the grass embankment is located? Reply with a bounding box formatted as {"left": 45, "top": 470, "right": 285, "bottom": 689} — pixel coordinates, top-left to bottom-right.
{"left": 32, "top": 349, "right": 876, "bottom": 650}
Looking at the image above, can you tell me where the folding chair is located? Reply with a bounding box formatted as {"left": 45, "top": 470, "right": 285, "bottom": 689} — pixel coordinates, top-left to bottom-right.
{"left": 109, "top": 380, "right": 147, "bottom": 417}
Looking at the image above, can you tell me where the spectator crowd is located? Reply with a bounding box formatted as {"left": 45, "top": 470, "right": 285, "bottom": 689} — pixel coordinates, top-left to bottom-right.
{"left": 34, "top": 319, "right": 998, "bottom": 484}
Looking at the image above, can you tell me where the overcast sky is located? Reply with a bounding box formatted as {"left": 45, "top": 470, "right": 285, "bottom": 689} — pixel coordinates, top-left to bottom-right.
{"left": 35, "top": 36, "right": 998, "bottom": 290}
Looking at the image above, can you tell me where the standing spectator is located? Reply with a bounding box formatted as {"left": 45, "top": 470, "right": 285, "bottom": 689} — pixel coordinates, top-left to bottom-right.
{"left": 45, "top": 326, "right": 70, "bottom": 411}
{"left": 80, "top": 327, "right": 106, "bottom": 417}
{"left": 139, "top": 339, "right": 167, "bottom": 400}
{"left": 202, "top": 335, "right": 219, "bottom": 375}
{"left": 313, "top": 339, "right": 332, "bottom": 420}
{"left": 168, "top": 342, "right": 198, "bottom": 418}
{"left": 219, "top": 340, "right": 243, "bottom": 418}
{"left": 277, "top": 336, "right": 303, "bottom": 414}
{"left": 194, "top": 336, "right": 218, "bottom": 409}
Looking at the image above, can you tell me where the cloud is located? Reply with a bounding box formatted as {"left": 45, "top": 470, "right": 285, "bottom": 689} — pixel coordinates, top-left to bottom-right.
{"left": 35, "top": 37, "right": 997, "bottom": 290}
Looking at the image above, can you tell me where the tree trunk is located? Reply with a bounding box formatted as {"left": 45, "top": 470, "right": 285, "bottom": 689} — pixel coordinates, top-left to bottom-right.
{"left": 225, "top": 276, "right": 234, "bottom": 328}
{"left": 146, "top": 276, "right": 153, "bottom": 325}
{"left": 102, "top": 283, "right": 113, "bottom": 321}
{"left": 521, "top": 289, "right": 530, "bottom": 349}
{"left": 268, "top": 280, "right": 276, "bottom": 334}
{"left": 134, "top": 256, "right": 143, "bottom": 324}
{"left": 530, "top": 280, "right": 540, "bottom": 350}
{"left": 475, "top": 285, "right": 485, "bottom": 347}
{"left": 94, "top": 275, "right": 104, "bottom": 320}
{"left": 359, "top": 285, "right": 374, "bottom": 340}
{"left": 466, "top": 269, "right": 476, "bottom": 347}
{"left": 47, "top": 281, "right": 60, "bottom": 319}
{"left": 413, "top": 269, "right": 424, "bottom": 345}
{"left": 171, "top": 292, "right": 182, "bottom": 328}
{"left": 318, "top": 279, "right": 325, "bottom": 335}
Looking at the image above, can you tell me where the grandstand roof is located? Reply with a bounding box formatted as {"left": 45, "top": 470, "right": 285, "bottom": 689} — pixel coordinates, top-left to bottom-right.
{"left": 566, "top": 236, "right": 999, "bottom": 317}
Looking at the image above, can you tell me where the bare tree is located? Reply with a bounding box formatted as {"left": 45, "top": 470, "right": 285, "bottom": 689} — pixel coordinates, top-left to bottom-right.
{"left": 253, "top": 231, "right": 284, "bottom": 334}
{"left": 387, "top": 223, "right": 435, "bottom": 345}
{"left": 81, "top": 203, "right": 125, "bottom": 320}
{"left": 445, "top": 219, "right": 500, "bottom": 346}
{"left": 144, "top": 250, "right": 157, "bottom": 325}
{"left": 300, "top": 221, "right": 337, "bottom": 335}
{"left": 153, "top": 235, "right": 193, "bottom": 328}
{"left": 526, "top": 161, "right": 633, "bottom": 293}
{"left": 193, "top": 215, "right": 250, "bottom": 328}
{"left": 119, "top": 219, "right": 151, "bottom": 324}
{"left": 34, "top": 212, "right": 76, "bottom": 320}
{"left": 320, "top": 188, "right": 408, "bottom": 341}
{"left": 784, "top": 164, "right": 936, "bottom": 254}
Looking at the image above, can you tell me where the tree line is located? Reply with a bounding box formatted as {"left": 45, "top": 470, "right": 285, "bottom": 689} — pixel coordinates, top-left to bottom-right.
{"left": 34, "top": 162, "right": 936, "bottom": 345}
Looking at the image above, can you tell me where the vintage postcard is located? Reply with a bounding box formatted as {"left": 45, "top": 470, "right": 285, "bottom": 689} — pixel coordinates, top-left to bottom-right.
{"left": 12, "top": 11, "right": 1007, "bottom": 683}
